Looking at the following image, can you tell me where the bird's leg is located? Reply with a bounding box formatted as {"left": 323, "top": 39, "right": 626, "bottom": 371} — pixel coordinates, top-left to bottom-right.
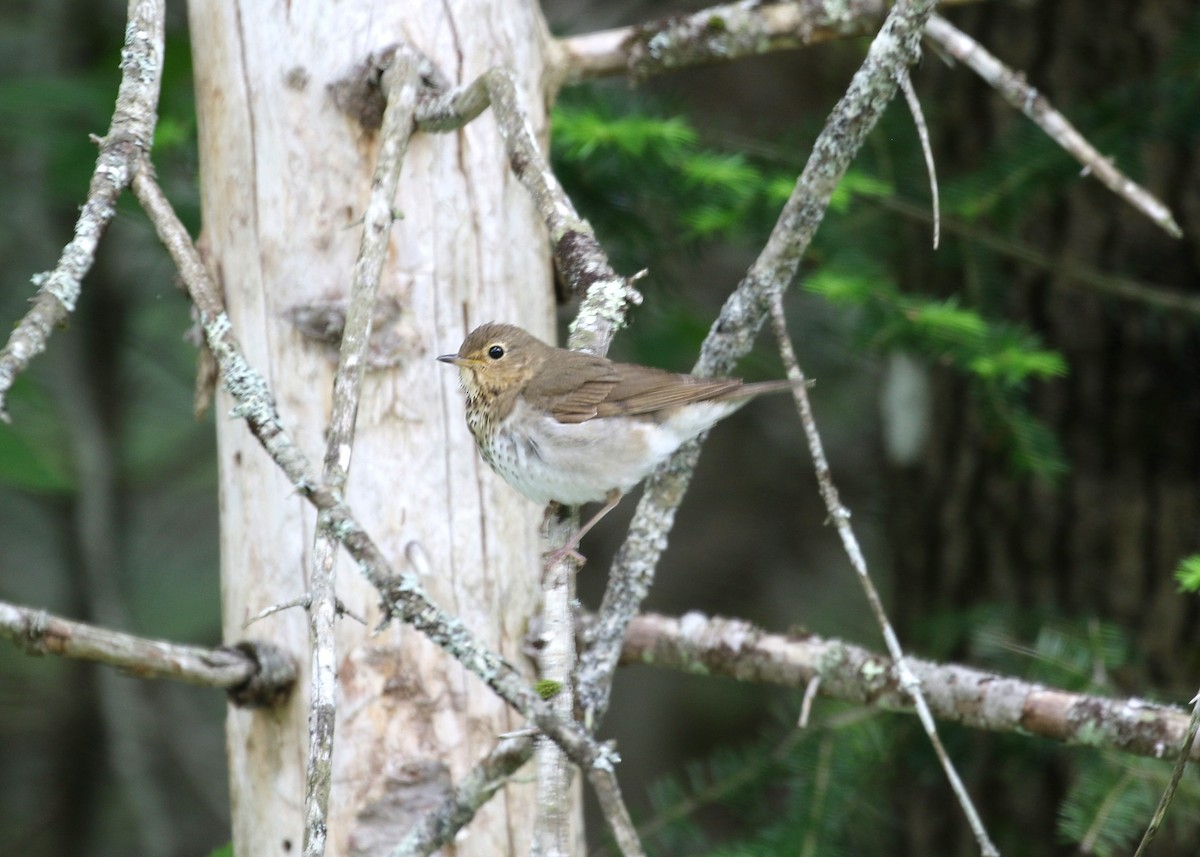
{"left": 572, "top": 489, "right": 623, "bottom": 546}
{"left": 543, "top": 490, "right": 623, "bottom": 566}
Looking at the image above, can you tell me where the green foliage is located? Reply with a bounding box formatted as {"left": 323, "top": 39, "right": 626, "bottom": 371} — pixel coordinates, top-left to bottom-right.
{"left": 804, "top": 265, "right": 1068, "bottom": 476}
{"left": 554, "top": 108, "right": 696, "bottom": 159}
{"left": 1058, "top": 754, "right": 1200, "bottom": 857}
{"left": 205, "top": 843, "right": 234, "bottom": 857}
{"left": 931, "top": 606, "right": 1135, "bottom": 695}
{"left": 552, "top": 87, "right": 1070, "bottom": 478}
{"left": 553, "top": 91, "right": 890, "bottom": 252}
{"left": 0, "top": 377, "right": 74, "bottom": 493}
{"left": 1174, "top": 555, "right": 1200, "bottom": 593}
{"left": 631, "top": 700, "right": 891, "bottom": 857}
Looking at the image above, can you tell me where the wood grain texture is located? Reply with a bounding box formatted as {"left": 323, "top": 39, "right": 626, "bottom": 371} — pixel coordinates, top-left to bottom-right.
{"left": 187, "top": 2, "right": 559, "bottom": 853}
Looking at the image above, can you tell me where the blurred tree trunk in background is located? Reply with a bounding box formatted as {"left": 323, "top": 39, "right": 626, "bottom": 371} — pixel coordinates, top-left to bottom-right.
{"left": 187, "top": 2, "right": 561, "bottom": 853}
{"left": 888, "top": 1, "right": 1200, "bottom": 852}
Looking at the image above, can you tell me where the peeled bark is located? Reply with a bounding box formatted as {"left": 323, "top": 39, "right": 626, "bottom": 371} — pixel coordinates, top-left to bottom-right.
{"left": 187, "top": 2, "right": 561, "bottom": 853}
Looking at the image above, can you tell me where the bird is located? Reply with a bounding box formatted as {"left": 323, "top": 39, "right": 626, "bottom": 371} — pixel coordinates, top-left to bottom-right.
{"left": 438, "top": 322, "right": 793, "bottom": 560}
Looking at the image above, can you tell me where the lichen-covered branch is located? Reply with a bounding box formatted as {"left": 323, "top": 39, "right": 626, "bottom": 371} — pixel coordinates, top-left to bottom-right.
{"left": 923, "top": 14, "right": 1181, "bottom": 239}
{"left": 0, "top": 0, "right": 164, "bottom": 420}
{"left": 403, "top": 59, "right": 649, "bottom": 853}
{"left": 620, "top": 611, "right": 1200, "bottom": 763}
{"left": 577, "top": 0, "right": 939, "bottom": 730}
{"left": 302, "top": 48, "right": 422, "bottom": 857}
{"left": 552, "top": 0, "right": 979, "bottom": 86}
{"left": 0, "top": 598, "right": 295, "bottom": 706}
{"left": 552, "top": 2, "right": 1180, "bottom": 242}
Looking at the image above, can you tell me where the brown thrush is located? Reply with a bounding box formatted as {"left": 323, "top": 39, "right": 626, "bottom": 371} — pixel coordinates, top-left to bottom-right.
{"left": 438, "top": 322, "right": 792, "bottom": 556}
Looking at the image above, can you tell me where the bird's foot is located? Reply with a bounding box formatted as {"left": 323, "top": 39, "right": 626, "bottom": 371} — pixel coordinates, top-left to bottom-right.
{"left": 542, "top": 543, "right": 586, "bottom": 568}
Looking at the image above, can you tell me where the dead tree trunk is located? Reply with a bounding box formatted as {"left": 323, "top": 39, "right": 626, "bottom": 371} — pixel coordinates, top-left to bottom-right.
{"left": 187, "top": 2, "right": 562, "bottom": 853}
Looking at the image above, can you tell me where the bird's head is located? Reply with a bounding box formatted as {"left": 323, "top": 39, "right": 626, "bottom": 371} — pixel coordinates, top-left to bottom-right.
{"left": 437, "top": 322, "right": 548, "bottom": 397}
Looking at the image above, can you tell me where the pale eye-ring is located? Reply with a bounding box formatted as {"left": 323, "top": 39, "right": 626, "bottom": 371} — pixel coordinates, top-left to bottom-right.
{"left": 487, "top": 345, "right": 505, "bottom": 360}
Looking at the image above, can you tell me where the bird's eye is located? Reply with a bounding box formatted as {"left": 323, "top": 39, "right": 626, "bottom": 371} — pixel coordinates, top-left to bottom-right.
{"left": 487, "top": 345, "right": 505, "bottom": 360}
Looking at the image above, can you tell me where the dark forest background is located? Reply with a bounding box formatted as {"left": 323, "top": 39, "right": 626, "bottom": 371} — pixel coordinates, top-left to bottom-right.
{"left": 1, "top": 1, "right": 1198, "bottom": 855}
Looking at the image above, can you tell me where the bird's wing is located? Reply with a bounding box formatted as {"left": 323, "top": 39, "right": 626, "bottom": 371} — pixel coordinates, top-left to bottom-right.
{"left": 592, "top": 364, "right": 747, "bottom": 418}
{"left": 523, "top": 353, "right": 622, "bottom": 423}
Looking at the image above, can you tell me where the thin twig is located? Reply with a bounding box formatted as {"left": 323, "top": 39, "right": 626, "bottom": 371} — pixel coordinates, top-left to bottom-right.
{"left": 897, "top": 68, "right": 939, "bottom": 249}
{"left": 0, "top": 0, "right": 164, "bottom": 420}
{"left": 301, "top": 48, "right": 422, "bottom": 857}
{"left": 923, "top": 14, "right": 1182, "bottom": 239}
{"left": 767, "top": 291, "right": 997, "bottom": 856}
{"left": 0, "top": 598, "right": 295, "bottom": 701}
{"left": 577, "top": 0, "right": 940, "bottom": 733}
{"left": 1132, "top": 689, "right": 1200, "bottom": 857}
{"left": 242, "top": 595, "right": 311, "bottom": 628}
{"left": 798, "top": 676, "right": 821, "bottom": 729}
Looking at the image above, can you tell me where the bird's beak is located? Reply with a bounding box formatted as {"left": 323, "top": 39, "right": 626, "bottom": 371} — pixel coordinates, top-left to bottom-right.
{"left": 437, "top": 353, "right": 465, "bottom": 366}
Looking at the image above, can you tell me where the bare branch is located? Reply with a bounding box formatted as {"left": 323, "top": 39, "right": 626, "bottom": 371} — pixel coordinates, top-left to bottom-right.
{"left": 769, "top": 291, "right": 996, "bottom": 854}
{"left": 242, "top": 594, "right": 311, "bottom": 627}
{"left": 552, "top": 0, "right": 983, "bottom": 86}
{"left": 302, "top": 47, "right": 423, "bottom": 857}
{"left": 577, "top": 0, "right": 939, "bottom": 732}
{"left": 0, "top": 0, "right": 165, "bottom": 420}
{"left": 621, "top": 611, "right": 1200, "bottom": 763}
{"left": 0, "top": 599, "right": 295, "bottom": 705}
{"left": 552, "top": 3, "right": 1180, "bottom": 242}
{"left": 923, "top": 14, "right": 1182, "bottom": 239}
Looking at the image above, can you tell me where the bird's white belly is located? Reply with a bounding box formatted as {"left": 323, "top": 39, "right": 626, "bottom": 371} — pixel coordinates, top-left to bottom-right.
{"left": 480, "top": 397, "right": 741, "bottom": 506}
